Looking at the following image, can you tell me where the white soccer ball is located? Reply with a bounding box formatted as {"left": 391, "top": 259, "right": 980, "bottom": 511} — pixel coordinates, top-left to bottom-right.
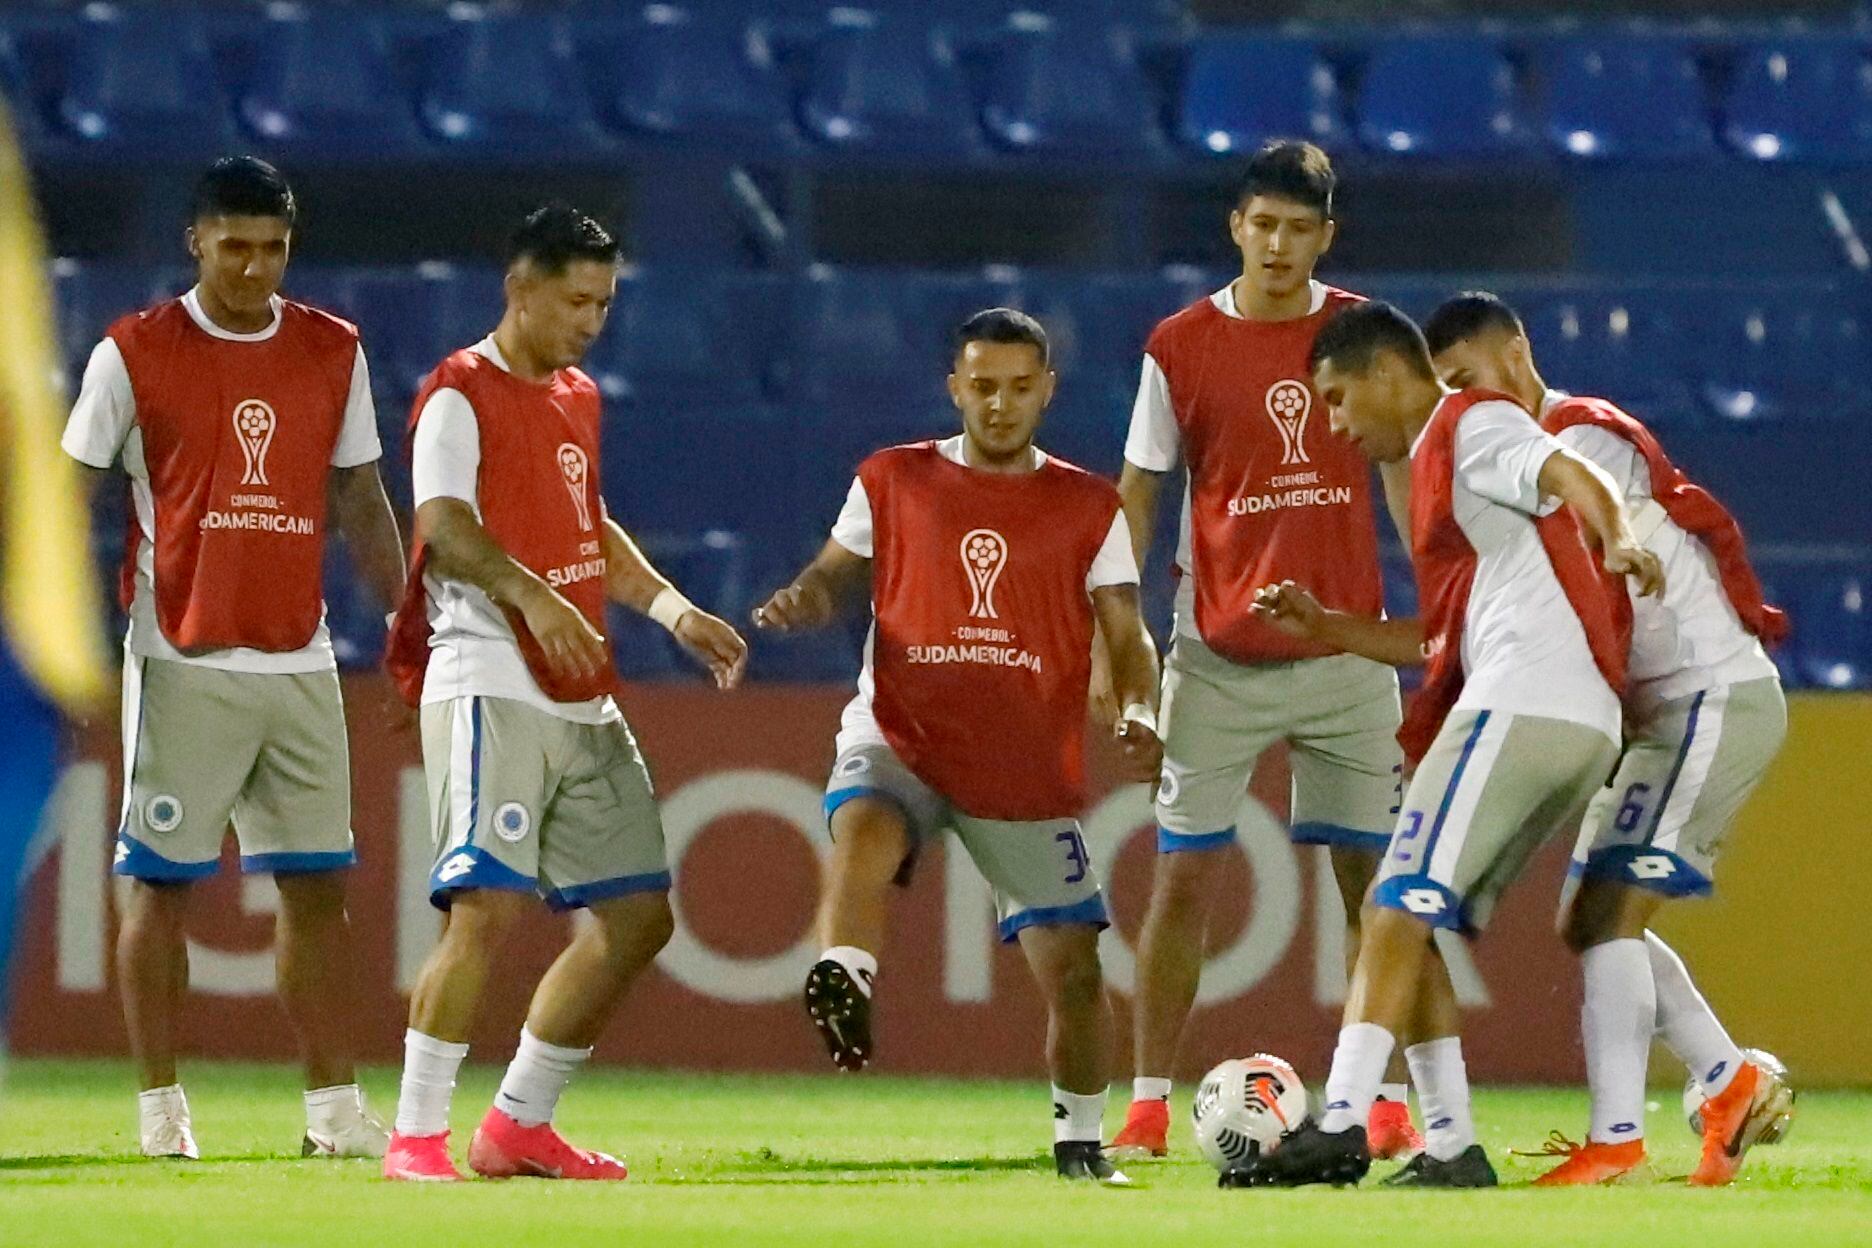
{"left": 1191, "top": 1054, "right": 1310, "bottom": 1171}
{"left": 1683, "top": 1047, "right": 1794, "bottom": 1142}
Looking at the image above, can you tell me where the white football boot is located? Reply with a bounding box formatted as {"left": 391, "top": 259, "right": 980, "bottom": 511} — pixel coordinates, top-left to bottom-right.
{"left": 138, "top": 1084, "right": 200, "bottom": 1159}
{"left": 303, "top": 1085, "right": 391, "bottom": 1159}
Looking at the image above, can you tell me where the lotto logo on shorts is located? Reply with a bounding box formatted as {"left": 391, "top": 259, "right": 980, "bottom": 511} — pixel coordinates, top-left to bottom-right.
{"left": 960, "top": 529, "right": 1008, "bottom": 619}
{"left": 1400, "top": 888, "right": 1447, "bottom": 915}
{"left": 1264, "top": 380, "right": 1312, "bottom": 467}
{"left": 436, "top": 852, "right": 476, "bottom": 884}
{"left": 1628, "top": 854, "right": 1677, "bottom": 881}
{"left": 493, "top": 802, "right": 531, "bottom": 843}
{"left": 145, "top": 794, "right": 184, "bottom": 834}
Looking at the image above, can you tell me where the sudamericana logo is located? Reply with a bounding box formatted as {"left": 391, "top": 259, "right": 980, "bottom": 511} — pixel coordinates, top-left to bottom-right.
{"left": 557, "top": 442, "right": 593, "bottom": 531}
{"left": 960, "top": 529, "right": 1008, "bottom": 619}
{"left": 1265, "top": 380, "right": 1312, "bottom": 467}
{"left": 232, "top": 399, "right": 277, "bottom": 486}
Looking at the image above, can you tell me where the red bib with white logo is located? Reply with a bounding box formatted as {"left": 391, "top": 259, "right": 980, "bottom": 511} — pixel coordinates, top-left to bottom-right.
{"left": 1541, "top": 394, "right": 1788, "bottom": 646}
{"left": 1402, "top": 390, "right": 1631, "bottom": 763}
{"left": 862, "top": 443, "right": 1120, "bottom": 821}
{"left": 108, "top": 298, "right": 356, "bottom": 652}
{"left": 386, "top": 349, "right": 615, "bottom": 706}
{"left": 1146, "top": 286, "right": 1384, "bottom": 663}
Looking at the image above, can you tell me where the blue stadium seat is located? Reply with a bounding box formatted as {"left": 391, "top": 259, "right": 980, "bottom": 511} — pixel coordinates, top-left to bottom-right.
{"left": 782, "top": 266, "right": 933, "bottom": 405}
{"left": 237, "top": 12, "right": 426, "bottom": 160}
{"left": 0, "top": 30, "right": 42, "bottom": 147}
{"left": 978, "top": 16, "right": 1159, "bottom": 158}
{"left": 55, "top": 6, "right": 234, "bottom": 157}
{"left": 1355, "top": 36, "right": 1531, "bottom": 158}
{"left": 1177, "top": 36, "right": 1346, "bottom": 157}
{"left": 585, "top": 267, "right": 784, "bottom": 404}
{"left": 1535, "top": 37, "right": 1714, "bottom": 160}
{"left": 418, "top": 12, "right": 612, "bottom": 157}
{"left": 347, "top": 265, "right": 485, "bottom": 401}
{"left": 601, "top": 403, "right": 797, "bottom": 538}
{"left": 589, "top": 5, "right": 795, "bottom": 150}
{"left": 1524, "top": 291, "right": 1703, "bottom": 430}
{"left": 1696, "top": 295, "right": 1872, "bottom": 423}
{"left": 1723, "top": 40, "right": 1872, "bottom": 162}
{"left": 798, "top": 12, "right": 979, "bottom": 158}
{"left": 49, "top": 261, "right": 193, "bottom": 379}
{"left": 1790, "top": 568, "right": 1870, "bottom": 689}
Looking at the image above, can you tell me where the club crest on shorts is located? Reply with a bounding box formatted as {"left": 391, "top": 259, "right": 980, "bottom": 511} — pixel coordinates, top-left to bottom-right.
{"left": 1156, "top": 766, "right": 1181, "bottom": 806}
{"left": 493, "top": 802, "right": 531, "bottom": 843}
{"left": 557, "top": 442, "right": 594, "bottom": 531}
{"left": 145, "top": 794, "right": 184, "bottom": 834}
{"left": 232, "top": 399, "right": 277, "bottom": 486}
{"left": 1264, "top": 380, "right": 1312, "bottom": 467}
{"left": 960, "top": 528, "right": 1008, "bottom": 619}
{"left": 834, "top": 753, "right": 871, "bottom": 779}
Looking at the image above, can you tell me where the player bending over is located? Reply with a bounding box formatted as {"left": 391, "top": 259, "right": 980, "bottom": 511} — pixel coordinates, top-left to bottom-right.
{"left": 61, "top": 157, "right": 404, "bottom": 1160}
{"left": 754, "top": 309, "right": 1162, "bottom": 1183}
{"left": 380, "top": 205, "right": 747, "bottom": 1182}
{"left": 1238, "top": 302, "right": 1664, "bottom": 1188}
{"left": 1426, "top": 292, "right": 1792, "bottom": 1187}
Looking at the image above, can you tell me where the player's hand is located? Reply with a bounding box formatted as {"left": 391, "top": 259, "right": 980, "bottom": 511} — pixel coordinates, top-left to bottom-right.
{"left": 517, "top": 582, "right": 607, "bottom": 684}
{"left": 674, "top": 609, "right": 750, "bottom": 691}
{"left": 1114, "top": 718, "right": 1163, "bottom": 784}
{"left": 1605, "top": 544, "right": 1666, "bottom": 599}
{"left": 752, "top": 580, "right": 833, "bottom": 633}
{"left": 1250, "top": 580, "right": 1327, "bottom": 639}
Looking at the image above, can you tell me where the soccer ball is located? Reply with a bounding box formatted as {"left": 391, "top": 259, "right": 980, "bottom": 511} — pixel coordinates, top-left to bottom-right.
{"left": 1683, "top": 1047, "right": 1794, "bottom": 1142}
{"left": 1191, "top": 1054, "right": 1309, "bottom": 1171}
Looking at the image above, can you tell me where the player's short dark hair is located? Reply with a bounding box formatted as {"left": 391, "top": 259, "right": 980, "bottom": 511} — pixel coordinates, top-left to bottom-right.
{"left": 191, "top": 156, "right": 296, "bottom": 226}
{"left": 953, "top": 307, "right": 1050, "bottom": 367}
{"left": 509, "top": 203, "right": 619, "bottom": 276}
{"left": 1424, "top": 291, "right": 1526, "bottom": 356}
{"left": 1308, "top": 301, "right": 1436, "bottom": 382}
{"left": 1236, "top": 140, "right": 1335, "bottom": 218}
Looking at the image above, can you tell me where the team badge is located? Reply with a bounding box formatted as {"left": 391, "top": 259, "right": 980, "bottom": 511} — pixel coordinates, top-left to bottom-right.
{"left": 1264, "top": 380, "right": 1312, "bottom": 467}
{"left": 493, "top": 802, "right": 531, "bottom": 843}
{"left": 232, "top": 399, "right": 278, "bottom": 486}
{"left": 1156, "top": 766, "right": 1181, "bottom": 806}
{"left": 557, "top": 443, "right": 594, "bottom": 531}
{"left": 960, "top": 529, "right": 1008, "bottom": 619}
{"left": 145, "top": 794, "right": 184, "bottom": 834}
{"left": 834, "top": 754, "right": 871, "bottom": 779}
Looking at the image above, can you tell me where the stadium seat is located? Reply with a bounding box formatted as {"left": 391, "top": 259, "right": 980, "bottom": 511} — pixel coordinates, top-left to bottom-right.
{"left": 798, "top": 11, "right": 979, "bottom": 158}
{"left": 977, "top": 15, "right": 1160, "bottom": 158}
{"left": 1696, "top": 295, "right": 1872, "bottom": 423}
{"left": 1535, "top": 37, "right": 1714, "bottom": 160}
{"left": 1354, "top": 36, "right": 1531, "bottom": 158}
{"left": 347, "top": 265, "right": 486, "bottom": 401}
{"left": 1177, "top": 36, "right": 1346, "bottom": 157}
{"left": 54, "top": 7, "right": 234, "bottom": 157}
{"left": 589, "top": 5, "right": 796, "bottom": 150}
{"left": 782, "top": 265, "right": 933, "bottom": 405}
{"left": 418, "top": 12, "right": 613, "bottom": 157}
{"left": 1524, "top": 291, "right": 1703, "bottom": 430}
{"left": 1723, "top": 40, "right": 1872, "bottom": 162}
{"left": 1791, "top": 568, "right": 1871, "bottom": 689}
{"left": 601, "top": 403, "right": 797, "bottom": 538}
{"left": 585, "top": 267, "right": 785, "bottom": 404}
{"left": 237, "top": 12, "right": 427, "bottom": 160}
{"left": 50, "top": 261, "right": 193, "bottom": 379}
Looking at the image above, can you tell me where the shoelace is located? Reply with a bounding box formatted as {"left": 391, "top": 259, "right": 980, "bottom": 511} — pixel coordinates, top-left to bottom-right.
{"left": 1509, "top": 1130, "right": 1586, "bottom": 1160}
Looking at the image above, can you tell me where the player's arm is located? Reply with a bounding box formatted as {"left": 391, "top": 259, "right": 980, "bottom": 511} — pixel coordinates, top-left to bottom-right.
{"left": 599, "top": 515, "right": 748, "bottom": 690}
{"left": 326, "top": 464, "right": 405, "bottom": 611}
{"left": 1116, "top": 462, "right": 1166, "bottom": 571}
{"left": 1091, "top": 583, "right": 1162, "bottom": 783}
{"left": 752, "top": 538, "right": 871, "bottom": 633}
{"left": 1251, "top": 580, "right": 1427, "bottom": 667}
{"left": 1537, "top": 449, "right": 1666, "bottom": 598}
{"left": 417, "top": 497, "right": 607, "bottom": 685}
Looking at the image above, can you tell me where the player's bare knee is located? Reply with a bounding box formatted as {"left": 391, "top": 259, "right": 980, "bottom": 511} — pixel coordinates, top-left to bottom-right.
{"left": 274, "top": 870, "right": 349, "bottom": 923}
{"left": 438, "top": 891, "right": 525, "bottom": 955}
{"left": 830, "top": 802, "right": 911, "bottom": 883}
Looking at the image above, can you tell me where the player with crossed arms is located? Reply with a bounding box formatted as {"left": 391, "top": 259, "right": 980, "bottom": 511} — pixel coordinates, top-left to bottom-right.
{"left": 755, "top": 309, "right": 1162, "bottom": 1183}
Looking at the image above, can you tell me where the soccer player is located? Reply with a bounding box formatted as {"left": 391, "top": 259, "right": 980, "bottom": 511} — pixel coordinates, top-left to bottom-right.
{"left": 1236, "top": 302, "right": 1664, "bottom": 1187}
{"left": 1110, "top": 140, "right": 1421, "bottom": 1161}
{"left": 753, "top": 309, "right": 1163, "bottom": 1183}
{"left": 59, "top": 157, "right": 404, "bottom": 1160}
{"left": 380, "top": 205, "right": 748, "bottom": 1183}
{"left": 1424, "top": 292, "right": 1793, "bottom": 1187}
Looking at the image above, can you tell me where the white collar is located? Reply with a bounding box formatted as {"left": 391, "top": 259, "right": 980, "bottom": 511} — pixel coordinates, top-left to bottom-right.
{"left": 938, "top": 433, "right": 1044, "bottom": 471}
{"left": 1409, "top": 390, "right": 1456, "bottom": 460}
{"left": 1210, "top": 279, "right": 1328, "bottom": 321}
{"left": 1539, "top": 388, "right": 1569, "bottom": 417}
{"left": 183, "top": 286, "right": 281, "bottom": 342}
{"left": 470, "top": 334, "right": 513, "bottom": 374}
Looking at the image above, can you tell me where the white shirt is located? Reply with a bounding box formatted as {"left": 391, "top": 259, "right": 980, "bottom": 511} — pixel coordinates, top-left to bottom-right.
{"left": 410, "top": 335, "right": 619, "bottom": 724}
{"left": 1420, "top": 399, "right": 1622, "bottom": 742}
{"left": 829, "top": 435, "right": 1139, "bottom": 756}
{"left": 1542, "top": 393, "right": 1778, "bottom": 712}
{"left": 59, "top": 288, "right": 381, "bottom": 674}
{"left": 1122, "top": 281, "right": 1331, "bottom": 642}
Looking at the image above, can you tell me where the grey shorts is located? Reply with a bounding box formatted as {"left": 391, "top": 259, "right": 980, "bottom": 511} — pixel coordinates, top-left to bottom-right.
{"left": 824, "top": 741, "right": 1106, "bottom": 943}
{"left": 1373, "top": 709, "right": 1619, "bottom": 935}
{"left": 115, "top": 655, "right": 354, "bottom": 880}
{"left": 1154, "top": 635, "right": 1404, "bottom": 856}
{"left": 422, "top": 696, "right": 669, "bottom": 911}
{"left": 1562, "top": 677, "right": 1786, "bottom": 904}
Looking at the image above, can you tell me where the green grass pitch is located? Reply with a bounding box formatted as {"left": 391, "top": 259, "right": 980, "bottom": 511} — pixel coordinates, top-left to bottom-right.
{"left": 2, "top": 1060, "right": 1869, "bottom": 1248}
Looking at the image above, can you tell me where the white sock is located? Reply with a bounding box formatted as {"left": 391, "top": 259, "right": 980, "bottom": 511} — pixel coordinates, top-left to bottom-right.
{"left": 494, "top": 1028, "right": 591, "bottom": 1128}
{"left": 1319, "top": 1023, "right": 1395, "bottom": 1135}
{"left": 138, "top": 1083, "right": 189, "bottom": 1129}
{"left": 1645, "top": 931, "right": 1743, "bottom": 1098}
{"left": 395, "top": 1029, "right": 469, "bottom": 1138}
{"left": 1376, "top": 1082, "right": 1409, "bottom": 1106}
{"left": 1132, "top": 1077, "right": 1171, "bottom": 1104}
{"left": 1582, "top": 939, "right": 1654, "bottom": 1144}
{"left": 304, "top": 1083, "right": 363, "bottom": 1135}
{"left": 822, "top": 945, "right": 878, "bottom": 998}
{"left": 1053, "top": 1086, "right": 1107, "bottom": 1144}
{"left": 1404, "top": 1037, "right": 1476, "bottom": 1162}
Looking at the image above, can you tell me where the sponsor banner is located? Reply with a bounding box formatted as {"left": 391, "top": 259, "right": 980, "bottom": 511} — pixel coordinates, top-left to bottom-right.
{"left": 9, "top": 680, "right": 1864, "bottom": 1085}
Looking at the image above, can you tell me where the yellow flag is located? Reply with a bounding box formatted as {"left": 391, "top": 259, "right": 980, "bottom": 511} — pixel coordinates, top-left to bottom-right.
{"left": 0, "top": 99, "right": 108, "bottom": 711}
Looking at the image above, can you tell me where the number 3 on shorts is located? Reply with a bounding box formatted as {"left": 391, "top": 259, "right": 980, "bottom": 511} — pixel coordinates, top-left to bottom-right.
{"left": 1056, "top": 829, "right": 1089, "bottom": 884}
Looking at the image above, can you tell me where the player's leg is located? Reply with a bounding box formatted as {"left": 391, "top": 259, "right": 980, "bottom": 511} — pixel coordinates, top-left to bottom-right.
{"left": 807, "top": 743, "right": 941, "bottom": 1072}
{"left": 113, "top": 657, "right": 256, "bottom": 1159}
{"left": 1119, "top": 636, "right": 1269, "bottom": 1157}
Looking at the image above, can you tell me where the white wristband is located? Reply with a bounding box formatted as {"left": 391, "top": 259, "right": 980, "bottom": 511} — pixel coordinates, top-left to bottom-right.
{"left": 1120, "top": 702, "right": 1158, "bottom": 735}
{"left": 648, "top": 587, "right": 695, "bottom": 633}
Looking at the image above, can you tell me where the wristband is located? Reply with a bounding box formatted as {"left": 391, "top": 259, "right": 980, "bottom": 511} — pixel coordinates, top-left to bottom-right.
{"left": 648, "top": 587, "right": 695, "bottom": 633}
{"left": 1119, "top": 702, "right": 1158, "bottom": 736}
